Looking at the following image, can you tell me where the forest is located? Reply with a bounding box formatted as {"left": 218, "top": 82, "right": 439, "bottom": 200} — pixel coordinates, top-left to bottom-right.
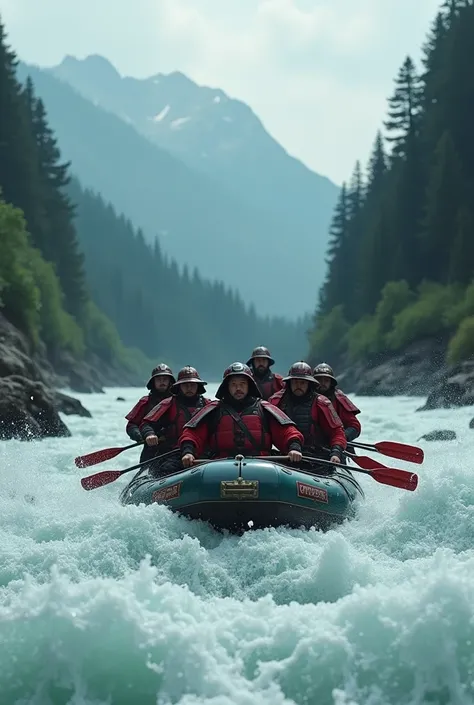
{"left": 308, "top": 0, "right": 474, "bottom": 371}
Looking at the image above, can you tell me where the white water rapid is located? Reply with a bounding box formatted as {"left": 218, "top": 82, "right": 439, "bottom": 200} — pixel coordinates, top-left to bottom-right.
{"left": 0, "top": 386, "right": 473, "bottom": 705}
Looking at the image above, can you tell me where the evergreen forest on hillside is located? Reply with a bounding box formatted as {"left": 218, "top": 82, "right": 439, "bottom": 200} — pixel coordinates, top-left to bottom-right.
{"left": 308, "top": 0, "right": 474, "bottom": 370}
{"left": 0, "top": 16, "right": 306, "bottom": 379}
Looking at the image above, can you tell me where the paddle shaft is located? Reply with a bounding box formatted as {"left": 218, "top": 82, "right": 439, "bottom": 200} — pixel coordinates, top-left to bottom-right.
{"left": 80, "top": 448, "right": 180, "bottom": 490}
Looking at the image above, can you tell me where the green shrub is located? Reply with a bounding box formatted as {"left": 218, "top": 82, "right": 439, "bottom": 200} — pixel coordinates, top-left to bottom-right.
{"left": 447, "top": 316, "right": 474, "bottom": 364}
{"left": 308, "top": 305, "right": 350, "bottom": 363}
{"left": 386, "top": 281, "right": 462, "bottom": 350}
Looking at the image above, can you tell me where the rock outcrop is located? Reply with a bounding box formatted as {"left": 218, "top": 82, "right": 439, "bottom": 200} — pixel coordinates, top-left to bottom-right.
{"left": 416, "top": 360, "right": 474, "bottom": 411}
{"left": 337, "top": 340, "right": 447, "bottom": 397}
{"left": 0, "top": 375, "right": 71, "bottom": 440}
{"left": 0, "top": 312, "right": 92, "bottom": 440}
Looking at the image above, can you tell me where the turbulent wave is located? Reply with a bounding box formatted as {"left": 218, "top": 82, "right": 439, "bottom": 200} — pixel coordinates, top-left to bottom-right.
{"left": 0, "top": 388, "right": 473, "bottom": 704}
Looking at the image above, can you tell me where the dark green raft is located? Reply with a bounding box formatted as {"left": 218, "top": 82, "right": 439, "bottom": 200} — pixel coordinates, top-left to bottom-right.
{"left": 119, "top": 455, "right": 365, "bottom": 533}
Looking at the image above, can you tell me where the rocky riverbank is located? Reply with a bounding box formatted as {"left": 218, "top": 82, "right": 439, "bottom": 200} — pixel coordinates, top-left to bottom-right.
{"left": 337, "top": 338, "right": 474, "bottom": 412}
{"left": 0, "top": 312, "right": 140, "bottom": 440}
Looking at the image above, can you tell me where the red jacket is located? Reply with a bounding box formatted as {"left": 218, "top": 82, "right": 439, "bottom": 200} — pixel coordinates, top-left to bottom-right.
{"left": 179, "top": 398, "right": 304, "bottom": 459}
{"left": 253, "top": 371, "right": 285, "bottom": 400}
{"left": 125, "top": 392, "right": 170, "bottom": 439}
{"left": 140, "top": 395, "right": 211, "bottom": 448}
{"left": 331, "top": 390, "right": 361, "bottom": 439}
{"left": 268, "top": 389, "right": 346, "bottom": 451}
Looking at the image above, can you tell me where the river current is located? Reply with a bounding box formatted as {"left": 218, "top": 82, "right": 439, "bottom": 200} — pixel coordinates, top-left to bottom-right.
{"left": 0, "top": 385, "right": 473, "bottom": 705}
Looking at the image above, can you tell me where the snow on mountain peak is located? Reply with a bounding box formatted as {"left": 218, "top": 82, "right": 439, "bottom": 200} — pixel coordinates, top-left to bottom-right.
{"left": 153, "top": 105, "right": 170, "bottom": 122}
{"left": 170, "top": 117, "right": 191, "bottom": 130}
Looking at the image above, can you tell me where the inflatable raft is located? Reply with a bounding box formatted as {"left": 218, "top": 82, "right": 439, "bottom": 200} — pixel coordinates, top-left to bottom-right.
{"left": 119, "top": 454, "right": 365, "bottom": 532}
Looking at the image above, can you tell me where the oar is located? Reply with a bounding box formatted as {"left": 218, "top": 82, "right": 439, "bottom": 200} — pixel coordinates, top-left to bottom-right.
{"left": 75, "top": 437, "right": 166, "bottom": 468}
{"left": 344, "top": 451, "right": 388, "bottom": 471}
{"left": 350, "top": 440, "right": 424, "bottom": 464}
{"left": 80, "top": 449, "right": 179, "bottom": 490}
{"left": 75, "top": 442, "right": 142, "bottom": 468}
{"left": 299, "top": 455, "right": 418, "bottom": 492}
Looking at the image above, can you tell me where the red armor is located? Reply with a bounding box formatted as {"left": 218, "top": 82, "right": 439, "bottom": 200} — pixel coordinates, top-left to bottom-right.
{"left": 179, "top": 399, "right": 303, "bottom": 458}
{"left": 141, "top": 395, "right": 210, "bottom": 447}
{"left": 269, "top": 389, "right": 346, "bottom": 450}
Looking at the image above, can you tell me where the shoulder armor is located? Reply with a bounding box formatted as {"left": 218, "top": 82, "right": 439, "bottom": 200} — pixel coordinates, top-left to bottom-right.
{"left": 315, "top": 394, "right": 343, "bottom": 429}
{"left": 142, "top": 395, "right": 174, "bottom": 423}
{"left": 268, "top": 389, "right": 285, "bottom": 405}
{"left": 183, "top": 400, "right": 219, "bottom": 428}
{"left": 125, "top": 395, "right": 150, "bottom": 421}
{"left": 335, "top": 389, "right": 361, "bottom": 414}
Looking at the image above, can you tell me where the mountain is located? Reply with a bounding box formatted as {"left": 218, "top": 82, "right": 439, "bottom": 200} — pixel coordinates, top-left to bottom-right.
{"left": 15, "top": 59, "right": 337, "bottom": 319}
{"left": 50, "top": 54, "right": 338, "bottom": 245}
{"left": 68, "top": 177, "right": 311, "bottom": 377}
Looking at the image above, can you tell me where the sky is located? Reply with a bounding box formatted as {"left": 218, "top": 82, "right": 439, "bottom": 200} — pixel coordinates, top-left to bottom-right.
{"left": 2, "top": 0, "right": 441, "bottom": 185}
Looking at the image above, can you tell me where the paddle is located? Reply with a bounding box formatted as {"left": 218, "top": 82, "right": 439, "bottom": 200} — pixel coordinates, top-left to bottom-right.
{"left": 80, "top": 449, "right": 179, "bottom": 491}
{"left": 75, "top": 442, "right": 142, "bottom": 468}
{"left": 344, "top": 451, "right": 389, "bottom": 471}
{"left": 75, "top": 437, "right": 167, "bottom": 468}
{"left": 299, "top": 454, "right": 418, "bottom": 492}
{"left": 350, "top": 440, "right": 424, "bottom": 464}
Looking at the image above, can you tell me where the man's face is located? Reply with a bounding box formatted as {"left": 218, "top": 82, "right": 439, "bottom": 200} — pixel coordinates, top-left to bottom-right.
{"left": 228, "top": 376, "right": 249, "bottom": 400}
{"left": 253, "top": 357, "right": 269, "bottom": 374}
{"left": 180, "top": 382, "right": 198, "bottom": 397}
{"left": 154, "top": 376, "right": 171, "bottom": 392}
{"left": 290, "top": 379, "right": 309, "bottom": 396}
{"left": 316, "top": 376, "right": 332, "bottom": 392}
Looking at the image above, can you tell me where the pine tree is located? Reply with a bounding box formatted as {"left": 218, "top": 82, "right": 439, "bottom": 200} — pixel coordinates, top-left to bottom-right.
{"left": 384, "top": 56, "right": 423, "bottom": 159}
{"left": 419, "top": 130, "right": 465, "bottom": 283}
{"left": 317, "top": 184, "right": 350, "bottom": 318}
{"left": 366, "top": 131, "right": 387, "bottom": 196}
{"left": 0, "top": 21, "right": 46, "bottom": 246}
{"left": 25, "top": 86, "right": 87, "bottom": 316}
{"left": 441, "top": 0, "right": 471, "bottom": 26}
{"left": 383, "top": 57, "right": 425, "bottom": 285}
{"left": 344, "top": 162, "right": 365, "bottom": 321}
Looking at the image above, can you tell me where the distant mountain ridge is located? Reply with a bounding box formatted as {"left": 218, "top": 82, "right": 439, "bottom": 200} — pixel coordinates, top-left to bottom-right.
{"left": 51, "top": 54, "right": 338, "bottom": 235}
{"left": 16, "top": 57, "right": 338, "bottom": 318}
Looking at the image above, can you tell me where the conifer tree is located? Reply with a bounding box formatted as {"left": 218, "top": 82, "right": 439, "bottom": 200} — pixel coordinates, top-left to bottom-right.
{"left": 317, "top": 183, "right": 350, "bottom": 318}
{"left": 419, "top": 130, "right": 465, "bottom": 283}
{"left": 384, "top": 56, "right": 423, "bottom": 159}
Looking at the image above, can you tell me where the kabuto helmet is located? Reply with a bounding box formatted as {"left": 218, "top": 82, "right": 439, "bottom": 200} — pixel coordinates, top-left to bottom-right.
{"left": 246, "top": 346, "right": 275, "bottom": 366}
{"left": 283, "top": 361, "right": 317, "bottom": 384}
{"left": 312, "top": 363, "right": 337, "bottom": 385}
{"left": 146, "top": 363, "right": 176, "bottom": 390}
{"left": 171, "top": 366, "right": 207, "bottom": 395}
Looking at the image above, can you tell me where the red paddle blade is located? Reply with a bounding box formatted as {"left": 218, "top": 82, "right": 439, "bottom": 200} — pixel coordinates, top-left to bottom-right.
{"left": 375, "top": 441, "right": 424, "bottom": 464}
{"left": 350, "top": 454, "right": 388, "bottom": 470}
{"left": 371, "top": 466, "right": 418, "bottom": 491}
{"left": 81, "top": 470, "right": 122, "bottom": 490}
{"left": 75, "top": 446, "right": 127, "bottom": 468}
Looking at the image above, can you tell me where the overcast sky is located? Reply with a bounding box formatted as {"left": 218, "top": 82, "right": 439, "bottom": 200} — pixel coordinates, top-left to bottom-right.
{"left": 2, "top": 0, "right": 441, "bottom": 185}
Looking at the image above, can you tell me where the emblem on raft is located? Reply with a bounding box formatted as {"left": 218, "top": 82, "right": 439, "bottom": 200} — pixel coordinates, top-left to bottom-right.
{"left": 296, "top": 481, "right": 328, "bottom": 503}
{"left": 152, "top": 481, "right": 182, "bottom": 502}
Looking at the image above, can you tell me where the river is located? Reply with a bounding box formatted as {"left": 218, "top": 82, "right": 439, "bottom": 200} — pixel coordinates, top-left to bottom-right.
{"left": 0, "top": 385, "right": 473, "bottom": 705}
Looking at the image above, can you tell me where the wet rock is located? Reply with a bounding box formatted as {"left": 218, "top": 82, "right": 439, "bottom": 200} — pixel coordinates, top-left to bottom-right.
{"left": 0, "top": 375, "right": 71, "bottom": 440}
{"left": 417, "top": 430, "right": 457, "bottom": 442}
{"left": 469, "top": 418, "right": 474, "bottom": 429}
{"left": 416, "top": 360, "right": 474, "bottom": 410}
{"left": 116, "top": 396, "right": 125, "bottom": 401}
{"left": 55, "top": 391, "right": 92, "bottom": 418}
{"left": 338, "top": 339, "right": 446, "bottom": 396}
